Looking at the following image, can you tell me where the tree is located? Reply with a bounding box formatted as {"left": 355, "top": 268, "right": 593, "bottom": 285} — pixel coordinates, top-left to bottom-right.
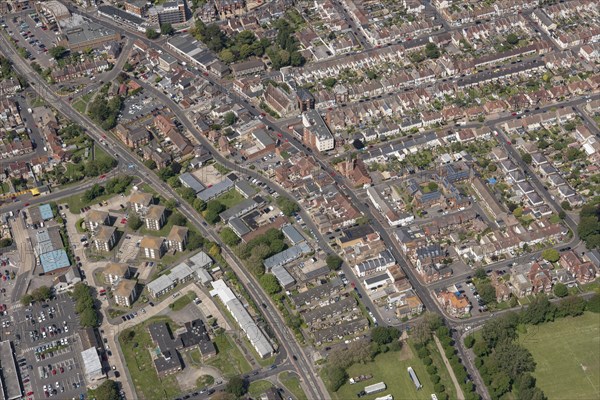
{"left": 521, "top": 295, "right": 555, "bottom": 325}
{"left": 506, "top": 33, "right": 519, "bottom": 45}
{"left": 144, "top": 159, "right": 157, "bottom": 170}
{"left": 425, "top": 43, "right": 440, "bottom": 59}
{"left": 474, "top": 267, "right": 487, "bottom": 280}
{"left": 481, "top": 312, "right": 519, "bottom": 348}
{"left": 260, "top": 274, "right": 281, "bottom": 295}
{"left": 326, "top": 254, "right": 343, "bottom": 271}
{"left": 0, "top": 238, "right": 12, "bottom": 247}
{"left": 541, "top": 248, "right": 560, "bottom": 263}
{"left": 371, "top": 326, "right": 400, "bottom": 345}
{"left": 223, "top": 112, "right": 237, "bottom": 126}
{"left": 553, "top": 282, "right": 568, "bottom": 298}
{"left": 325, "top": 366, "right": 348, "bottom": 392}
{"left": 490, "top": 372, "right": 511, "bottom": 398}
{"left": 187, "top": 231, "right": 204, "bottom": 251}
{"left": 128, "top": 214, "right": 143, "bottom": 231}
{"left": 578, "top": 203, "right": 600, "bottom": 249}
{"left": 80, "top": 307, "right": 99, "bottom": 328}
{"left": 21, "top": 294, "right": 34, "bottom": 306}
{"left": 411, "top": 313, "right": 443, "bottom": 345}
{"left": 225, "top": 376, "right": 248, "bottom": 397}
{"left": 464, "top": 335, "right": 475, "bottom": 348}
{"left": 164, "top": 199, "right": 178, "bottom": 211}
{"left": 160, "top": 23, "right": 174, "bottom": 36}
{"left": 170, "top": 212, "right": 187, "bottom": 227}
{"left": 220, "top": 227, "right": 240, "bottom": 246}
{"left": 93, "top": 379, "right": 120, "bottom": 400}
{"left": 479, "top": 282, "right": 497, "bottom": 305}
{"left": 323, "top": 77, "right": 338, "bottom": 88}
{"left": 588, "top": 294, "right": 600, "bottom": 313}
{"left": 204, "top": 200, "right": 225, "bottom": 224}
{"left": 146, "top": 28, "right": 159, "bottom": 39}
{"left": 32, "top": 286, "right": 53, "bottom": 302}
{"left": 49, "top": 46, "right": 68, "bottom": 60}
{"left": 276, "top": 196, "right": 300, "bottom": 216}
{"left": 180, "top": 187, "right": 197, "bottom": 203}
{"left": 492, "top": 341, "right": 536, "bottom": 380}
{"left": 521, "top": 153, "right": 532, "bottom": 164}
{"left": 556, "top": 295, "right": 586, "bottom": 317}
{"left": 560, "top": 200, "right": 571, "bottom": 211}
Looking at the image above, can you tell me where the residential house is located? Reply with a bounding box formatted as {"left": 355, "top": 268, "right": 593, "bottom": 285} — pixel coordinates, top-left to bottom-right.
{"left": 167, "top": 225, "right": 189, "bottom": 252}
{"left": 114, "top": 279, "right": 138, "bottom": 307}
{"left": 129, "top": 192, "right": 154, "bottom": 214}
{"left": 141, "top": 236, "right": 166, "bottom": 259}
{"left": 145, "top": 205, "right": 166, "bottom": 231}
{"left": 103, "top": 262, "right": 130, "bottom": 286}
{"left": 435, "top": 289, "right": 471, "bottom": 317}
{"left": 115, "top": 124, "right": 150, "bottom": 149}
{"left": 85, "top": 210, "right": 109, "bottom": 233}
{"left": 559, "top": 251, "right": 598, "bottom": 284}
{"left": 94, "top": 226, "right": 117, "bottom": 252}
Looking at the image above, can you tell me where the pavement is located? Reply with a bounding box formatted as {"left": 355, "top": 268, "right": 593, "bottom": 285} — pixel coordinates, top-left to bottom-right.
{"left": 433, "top": 334, "right": 465, "bottom": 400}
{"left": 11, "top": 292, "right": 87, "bottom": 400}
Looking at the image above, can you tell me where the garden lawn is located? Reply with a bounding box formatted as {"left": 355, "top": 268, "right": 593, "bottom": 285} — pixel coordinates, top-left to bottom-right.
{"left": 118, "top": 316, "right": 181, "bottom": 400}
{"left": 215, "top": 189, "right": 245, "bottom": 209}
{"left": 279, "top": 372, "right": 307, "bottom": 400}
{"left": 73, "top": 100, "right": 87, "bottom": 114}
{"left": 169, "top": 291, "right": 195, "bottom": 312}
{"left": 206, "top": 334, "right": 252, "bottom": 377}
{"left": 248, "top": 380, "right": 274, "bottom": 397}
{"left": 518, "top": 312, "right": 600, "bottom": 400}
{"left": 330, "top": 344, "right": 437, "bottom": 400}
{"left": 62, "top": 183, "right": 133, "bottom": 213}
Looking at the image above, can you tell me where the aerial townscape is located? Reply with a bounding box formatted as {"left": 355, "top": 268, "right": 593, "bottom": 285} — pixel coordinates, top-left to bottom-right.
{"left": 0, "top": 0, "right": 599, "bottom": 400}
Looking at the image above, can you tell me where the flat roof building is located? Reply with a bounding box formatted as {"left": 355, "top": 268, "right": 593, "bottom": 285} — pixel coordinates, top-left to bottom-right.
{"left": 148, "top": 0, "right": 186, "bottom": 26}
{"left": 197, "top": 178, "right": 234, "bottom": 201}
{"left": 263, "top": 242, "right": 312, "bottom": 271}
{"left": 81, "top": 347, "right": 104, "bottom": 383}
{"left": 179, "top": 172, "right": 205, "bottom": 194}
{"left": 114, "top": 278, "right": 138, "bottom": 307}
{"left": 61, "top": 21, "right": 121, "bottom": 52}
{"left": 147, "top": 274, "right": 176, "bottom": 298}
{"left": 39, "top": 203, "right": 54, "bottom": 220}
{"left": 282, "top": 225, "right": 305, "bottom": 245}
{"left": 210, "top": 279, "right": 273, "bottom": 358}
{"left": 302, "top": 110, "right": 334, "bottom": 152}
{"left": 0, "top": 340, "right": 21, "bottom": 400}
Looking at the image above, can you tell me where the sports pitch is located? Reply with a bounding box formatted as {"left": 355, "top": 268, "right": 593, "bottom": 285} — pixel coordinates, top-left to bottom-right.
{"left": 519, "top": 312, "right": 600, "bottom": 400}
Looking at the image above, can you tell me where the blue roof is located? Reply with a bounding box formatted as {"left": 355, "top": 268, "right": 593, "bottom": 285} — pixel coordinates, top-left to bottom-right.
{"left": 488, "top": 178, "right": 497, "bottom": 184}
{"left": 40, "top": 250, "right": 70, "bottom": 273}
{"left": 39, "top": 204, "right": 54, "bottom": 220}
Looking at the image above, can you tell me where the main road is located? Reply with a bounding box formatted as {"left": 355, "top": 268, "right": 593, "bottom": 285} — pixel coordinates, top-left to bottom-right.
{"left": 0, "top": 32, "right": 329, "bottom": 400}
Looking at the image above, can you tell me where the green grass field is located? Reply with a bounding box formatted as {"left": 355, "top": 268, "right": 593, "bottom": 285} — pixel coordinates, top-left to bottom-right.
{"left": 279, "top": 372, "right": 307, "bottom": 400}
{"left": 248, "top": 380, "right": 274, "bottom": 397}
{"left": 118, "top": 316, "right": 181, "bottom": 400}
{"left": 215, "top": 189, "right": 245, "bottom": 209}
{"left": 519, "top": 312, "right": 600, "bottom": 400}
{"left": 329, "top": 344, "right": 438, "bottom": 400}
{"left": 206, "top": 334, "right": 252, "bottom": 377}
{"left": 73, "top": 100, "right": 87, "bottom": 114}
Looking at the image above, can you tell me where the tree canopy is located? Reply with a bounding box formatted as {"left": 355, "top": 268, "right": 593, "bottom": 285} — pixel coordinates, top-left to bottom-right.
{"left": 220, "top": 227, "right": 240, "bottom": 246}
{"left": 259, "top": 274, "right": 281, "bottom": 295}
{"left": 578, "top": 202, "right": 600, "bottom": 250}
{"left": 276, "top": 196, "right": 300, "bottom": 216}
{"left": 93, "top": 379, "right": 120, "bottom": 400}
{"left": 225, "top": 376, "right": 248, "bottom": 397}
{"left": 326, "top": 254, "right": 343, "bottom": 271}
